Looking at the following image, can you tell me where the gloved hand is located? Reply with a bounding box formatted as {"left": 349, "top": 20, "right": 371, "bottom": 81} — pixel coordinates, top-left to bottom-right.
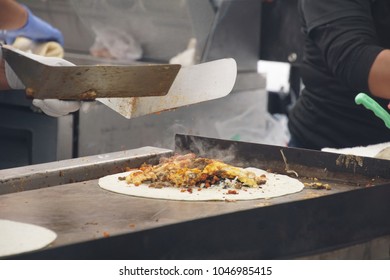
{"left": 31, "top": 99, "right": 81, "bottom": 117}
{"left": 1, "top": 47, "right": 80, "bottom": 117}
{"left": 1, "top": 5, "right": 64, "bottom": 46}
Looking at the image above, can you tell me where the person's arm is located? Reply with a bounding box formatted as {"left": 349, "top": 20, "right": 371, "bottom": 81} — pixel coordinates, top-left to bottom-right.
{"left": 368, "top": 49, "right": 390, "bottom": 99}
{"left": 0, "top": 0, "right": 19, "bottom": 90}
{"left": 301, "top": 0, "right": 390, "bottom": 101}
{"left": 0, "top": 0, "right": 64, "bottom": 45}
{"left": 308, "top": 16, "right": 388, "bottom": 100}
{"left": 0, "top": 0, "right": 27, "bottom": 30}
{"left": 0, "top": 0, "right": 22, "bottom": 90}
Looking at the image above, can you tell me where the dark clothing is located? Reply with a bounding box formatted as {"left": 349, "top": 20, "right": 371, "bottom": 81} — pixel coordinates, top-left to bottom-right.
{"left": 288, "top": 0, "right": 390, "bottom": 149}
{"left": 287, "top": 134, "right": 305, "bottom": 149}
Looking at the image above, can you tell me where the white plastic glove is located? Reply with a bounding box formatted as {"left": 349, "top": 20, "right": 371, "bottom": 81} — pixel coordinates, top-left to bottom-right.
{"left": 1, "top": 47, "right": 81, "bottom": 117}
{"left": 31, "top": 99, "right": 81, "bottom": 117}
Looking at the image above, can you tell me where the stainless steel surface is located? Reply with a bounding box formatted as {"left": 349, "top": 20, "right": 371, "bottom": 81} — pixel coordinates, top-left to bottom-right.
{"left": 1, "top": 138, "right": 390, "bottom": 259}
{"left": 56, "top": 116, "right": 74, "bottom": 161}
{"left": 0, "top": 146, "right": 171, "bottom": 195}
{"left": 0, "top": 164, "right": 351, "bottom": 251}
{"left": 0, "top": 178, "right": 285, "bottom": 249}
{"left": 2, "top": 46, "right": 180, "bottom": 99}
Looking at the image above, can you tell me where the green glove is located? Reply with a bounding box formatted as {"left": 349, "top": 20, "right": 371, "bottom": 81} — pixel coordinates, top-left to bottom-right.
{"left": 355, "top": 93, "right": 390, "bottom": 129}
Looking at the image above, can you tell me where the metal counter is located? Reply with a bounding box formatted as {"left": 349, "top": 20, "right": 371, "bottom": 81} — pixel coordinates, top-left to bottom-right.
{"left": 1, "top": 136, "right": 390, "bottom": 259}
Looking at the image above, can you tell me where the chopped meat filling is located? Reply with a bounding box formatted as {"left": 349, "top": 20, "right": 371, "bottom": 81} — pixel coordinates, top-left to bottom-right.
{"left": 125, "top": 153, "right": 267, "bottom": 189}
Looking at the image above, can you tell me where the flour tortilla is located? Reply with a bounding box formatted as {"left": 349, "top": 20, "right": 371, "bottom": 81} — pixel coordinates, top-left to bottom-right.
{"left": 12, "top": 37, "right": 64, "bottom": 57}
{"left": 0, "top": 219, "right": 57, "bottom": 258}
{"left": 98, "top": 167, "right": 304, "bottom": 201}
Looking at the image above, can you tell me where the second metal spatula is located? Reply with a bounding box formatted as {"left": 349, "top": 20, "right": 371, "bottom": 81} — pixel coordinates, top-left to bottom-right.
{"left": 2, "top": 45, "right": 180, "bottom": 99}
{"left": 97, "top": 58, "right": 238, "bottom": 119}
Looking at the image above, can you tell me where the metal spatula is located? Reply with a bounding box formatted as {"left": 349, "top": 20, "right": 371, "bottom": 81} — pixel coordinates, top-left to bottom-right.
{"left": 2, "top": 45, "right": 180, "bottom": 99}
{"left": 97, "top": 58, "right": 237, "bottom": 119}
{"left": 2, "top": 45, "right": 237, "bottom": 119}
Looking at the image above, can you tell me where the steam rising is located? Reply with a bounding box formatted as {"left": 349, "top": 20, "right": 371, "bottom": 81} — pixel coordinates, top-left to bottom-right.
{"left": 175, "top": 134, "right": 246, "bottom": 166}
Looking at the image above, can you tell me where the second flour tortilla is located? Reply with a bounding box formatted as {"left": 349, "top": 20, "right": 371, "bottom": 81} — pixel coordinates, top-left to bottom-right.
{"left": 98, "top": 167, "right": 304, "bottom": 201}
{"left": 0, "top": 219, "right": 57, "bottom": 258}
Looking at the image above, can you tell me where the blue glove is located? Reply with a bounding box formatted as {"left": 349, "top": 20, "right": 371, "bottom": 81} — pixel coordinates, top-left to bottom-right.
{"left": 2, "top": 5, "right": 64, "bottom": 46}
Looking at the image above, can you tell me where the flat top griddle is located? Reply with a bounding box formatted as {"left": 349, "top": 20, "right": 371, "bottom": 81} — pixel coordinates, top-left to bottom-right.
{"left": 1, "top": 135, "right": 389, "bottom": 259}
{"left": 0, "top": 172, "right": 353, "bottom": 248}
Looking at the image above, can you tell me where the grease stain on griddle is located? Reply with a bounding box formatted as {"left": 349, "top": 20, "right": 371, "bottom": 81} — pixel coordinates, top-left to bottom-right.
{"left": 335, "top": 154, "right": 364, "bottom": 173}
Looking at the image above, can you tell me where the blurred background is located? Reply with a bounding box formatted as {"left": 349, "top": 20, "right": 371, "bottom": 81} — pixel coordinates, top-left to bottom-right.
{"left": 0, "top": 0, "right": 304, "bottom": 169}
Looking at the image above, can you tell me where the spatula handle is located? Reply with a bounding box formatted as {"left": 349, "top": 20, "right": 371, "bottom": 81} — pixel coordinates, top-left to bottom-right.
{"left": 355, "top": 93, "right": 390, "bottom": 129}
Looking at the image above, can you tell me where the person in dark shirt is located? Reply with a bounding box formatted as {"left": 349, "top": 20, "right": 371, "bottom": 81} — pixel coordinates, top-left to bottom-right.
{"left": 288, "top": 0, "right": 390, "bottom": 150}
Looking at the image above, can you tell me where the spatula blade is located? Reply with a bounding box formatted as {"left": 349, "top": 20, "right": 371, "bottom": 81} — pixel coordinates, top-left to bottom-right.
{"left": 2, "top": 45, "right": 180, "bottom": 99}
{"left": 97, "top": 58, "right": 237, "bottom": 118}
